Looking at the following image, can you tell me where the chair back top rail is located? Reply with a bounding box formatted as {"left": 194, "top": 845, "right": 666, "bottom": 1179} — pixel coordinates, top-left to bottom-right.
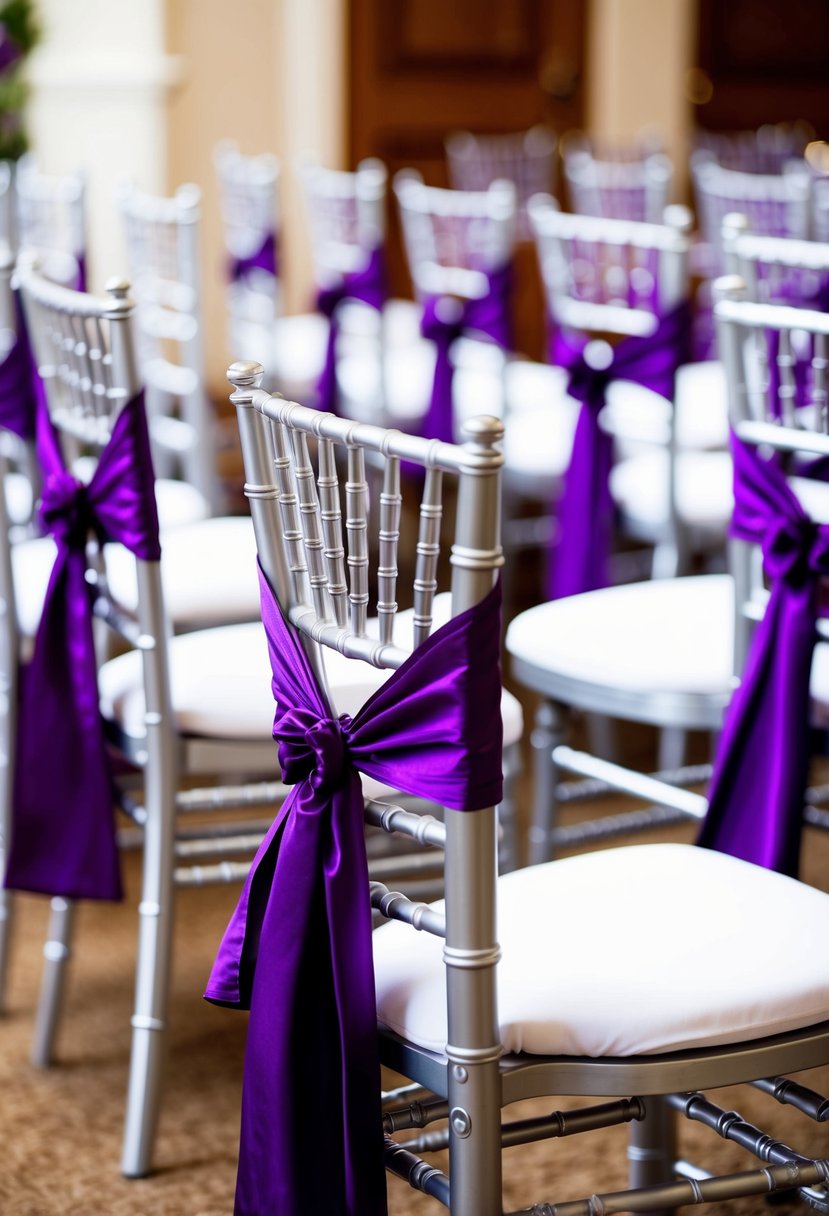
{"left": 298, "top": 155, "right": 387, "bottom": 281}
{"left": 214, "top": 139, "right": 280, "bottom": 261}
{"left": 228, "top": 360, "right": 503, "bottom": 689}
{"left": 529, "top": 195, "right": 692, "bottom": 337}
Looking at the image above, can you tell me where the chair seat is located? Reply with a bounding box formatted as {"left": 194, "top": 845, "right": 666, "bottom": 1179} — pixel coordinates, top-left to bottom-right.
{"left": 610, "top": 448, "right": 733, "bottom": 532}
{"left": 151, "top": 479, "right": 210, "bottom": 530}
{"left": 673, "top": 359, "right": 729, "bottom": 450}
{"left": 507, "top": 573, "right": 829, "bottom": 728}
{"left": 12, "top": 535, "right": 56, "bottom": 642}
{"left": 100, "top": 616, "right": 523, "bottom": 784}
{"left": 5, "top": 470, "right": 33, "bottom": 526}
{"left": 104, "top": 515, "right": 260, "bottom": 628}
{"left": 373, "top": 842, "right": 829, "bottom": 1058}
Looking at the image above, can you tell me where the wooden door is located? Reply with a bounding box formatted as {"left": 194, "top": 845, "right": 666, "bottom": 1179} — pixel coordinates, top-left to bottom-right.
{"left": 693, "top": 0, "right": 829, "bottom": 139}
{"left": 348, "top": 0, "right": 586, "bottom": 359}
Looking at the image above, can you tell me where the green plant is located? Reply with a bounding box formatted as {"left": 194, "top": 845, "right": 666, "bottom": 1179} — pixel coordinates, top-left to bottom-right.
{"left": 0, "top": 0, "right": 39, "bottom": 161}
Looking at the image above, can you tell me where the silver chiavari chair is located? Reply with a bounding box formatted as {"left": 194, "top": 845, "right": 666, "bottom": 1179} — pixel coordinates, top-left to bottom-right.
{"left": 692, "top": 121, "right": 813, "bottom": 175}
{"left": 523, "top": 195, "right": 728, "bottom": 585}
{"left": 562, "top": 131, "right": 674, "bottom": 224}
{"left": 445, "top": 125, "right": 558, "bottom": 241}
{"left": 213, "top": 139, "right": 284, "bottom": 365}
{"left": 225, "top": 361, "right": 829, "bottom": 1216}
{"left": 116, "top": 180, "right": 220, "bottom": 515}
{"left": 14, "top": 154, "right": 87, "bottom": 292}
{"left": 392, "top": 169, "right": 521, "bottom": 435}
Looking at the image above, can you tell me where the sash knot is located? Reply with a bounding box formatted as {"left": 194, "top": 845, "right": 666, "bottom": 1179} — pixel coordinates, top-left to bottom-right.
{"left": 41, "top": 470, "right": 94, "bottom": 547}
{"left": 762, "top": 516, "right": 829, "bottom": 586}
{"left": 277, "top": 706, "right": 353, "bottom": 794}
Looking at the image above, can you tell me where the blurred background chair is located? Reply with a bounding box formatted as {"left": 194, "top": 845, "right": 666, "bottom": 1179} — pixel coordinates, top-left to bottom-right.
{"left": 445, "top": 124, "right": 557, "bottom": 241}
{"left": 223, "top": 359, "right": 829, "bottom": 1216}
{"left": 561, "top": 130, "right": 674, "bottom": 223}
{"left": 117, "top": 180, "right": 220, "bottom": 516}
{"left": 14, "top": 154, "right": 87, "bottom": 291}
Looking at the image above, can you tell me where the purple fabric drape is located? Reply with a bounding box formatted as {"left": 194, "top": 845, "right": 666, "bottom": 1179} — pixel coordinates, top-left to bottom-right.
{"left": 418, "top": 261, "right": 513, "bottom": 444}
{"left": 4, "top": 389, "right": 161, "bottom": 901}
{"left": 206, "top": 569, "right": 504, "bottom": 1216}
{"left": 74, "top": 254, "right": 87, "bottom": 295}
{"left": 228, "top": 230, "right": 279, "bottom": 284}
{"left": 548, "top": 300, "right": 692, "bottom": 599}
{"left": 0, "top": 295, "right": 38, "bottom": 440}
{"left": 315, "top": 246, "right": 387, "bottom": 415}
{"left": 698, "top": 433, "right": 829, "bottom": 876}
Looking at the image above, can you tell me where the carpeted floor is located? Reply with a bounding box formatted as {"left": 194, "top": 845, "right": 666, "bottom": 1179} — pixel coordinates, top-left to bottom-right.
{"left": 1, "top": 800, "right": 827, "bottom": 1214}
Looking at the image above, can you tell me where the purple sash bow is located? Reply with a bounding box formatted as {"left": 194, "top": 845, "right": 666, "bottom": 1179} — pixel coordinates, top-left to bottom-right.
{"left": 205, "top": 569, "right": 504, "bottom": 1216}
{"left": 418, "top": 261, "right": 513, "bottom": 444}
{"left": 698, "top": 433, "right": 829, "bottom": 876}
{"left": 4, "top": 389, "right": 161, "bottom": 901}
{"left": 228, "top": 229, "right": 279, "bottom": 284}
{"left": 315, "top": 246, "right": 387, "bottom": 415}
{"left": 548, "top": 300, "right": 692, "bottom": 599}
{"left": 0, "top": 295, "right": 38, "bottom": 440}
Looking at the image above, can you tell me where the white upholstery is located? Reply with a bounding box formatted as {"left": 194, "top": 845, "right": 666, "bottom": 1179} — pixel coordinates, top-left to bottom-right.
{"left": 12, "top": 535, "right": 56, "bottom": 640}
{"left": 610, "top": 449, "right": 733, "bottom": 530}
{"left": 507, "top": 575, "right": 735, "bottom": 696}
{"left": 374, "top": 842, "right": 829, "bottom": 1057}
{"left": 73, "top": 455, "right": 209, "bottom": 531}
{"left": 100, "top": 608, "right": 523, "bottom": 747}
{"left": 5, "top": 471, "right": 33, "bottom": 526}
{"left": 673, "top": 359, "right": 729, "bottom": 450}
{"left": 506, "top": 572, "right": 829, "bottom": 712}
{"left": 105, "top": 515, "right": 260, "bottom": 627}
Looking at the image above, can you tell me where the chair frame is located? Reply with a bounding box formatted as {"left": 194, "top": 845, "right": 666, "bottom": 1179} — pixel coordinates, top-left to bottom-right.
{"left": 228, "top": 361, "right": 829, "bottom": 1216}
{"left": 15, "top": 263, "right": 282, "bottom": 1179}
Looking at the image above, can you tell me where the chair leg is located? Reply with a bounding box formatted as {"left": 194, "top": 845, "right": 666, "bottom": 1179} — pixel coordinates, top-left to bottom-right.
{"left": 121, "top": 766, "right": 176, "bottom": 1179}
{"left": 31, "top": 896, "right": 76, "bottom": 1067}
{"left": 447, "top": 1054, "right": 502, "bottom": 1216}
{"left": 529, "top": 698, "right": 567, "bottom": 865}
{"left": 0, "top": 886, "right": 11, "bottom": 1013}
{"left": 627, "top": 1095, "right": 677, "bottom": 1216}
{"left": 657, "top": 726, "right": 687, "bottom": 774}
{"left": 498, "top": 740, "right": 521, "bottom": 872}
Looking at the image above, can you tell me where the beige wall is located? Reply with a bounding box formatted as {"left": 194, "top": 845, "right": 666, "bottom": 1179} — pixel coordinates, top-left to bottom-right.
{"left": 587, "top": 0, "right": 697, "bottom": 197}
{"left": 27, "top": 0, "right": 697, "bottom": 395}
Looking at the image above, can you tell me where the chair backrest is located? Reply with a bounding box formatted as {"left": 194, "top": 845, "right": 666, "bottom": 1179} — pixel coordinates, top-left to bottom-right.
{"left": 691, "top": 155, "right": 812, "bottom": 279}
{"left": 693, "top": 121, "right": 813, "bottom": 174}
{"left": 116, "top": 180, "right": 217, "bottom": 510}
{"left": 721, "top": 212, "right": 829, "bottom": 309}
{"left": 394, "top": 170, "right": 516, "bottom": 304}
{"left": 297, "top": 155, "right": 387, "bottom": 285}
{"left": 445, "top": 125, "right": 557, "bottom": 240}
{"left": 213, "top": 140, "right": 281, "bottom": 356}
{"left": 528, "top": 194, "right": 692, "bottom": 339}
{"left": 561, "top": 133, "right": 674, "bottom": 224}
{"left": 14, "top": 154, "right": 87, "bottom": 290}
{"left": 16, "top": 258, "right": 171, "bottom": 678}
{"left": 714, "top": 275, "right": 829, "bottom": 669}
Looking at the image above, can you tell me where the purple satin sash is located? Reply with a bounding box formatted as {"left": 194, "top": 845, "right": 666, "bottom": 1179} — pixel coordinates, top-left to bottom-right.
{"left": 698, "top": 434, "right": 829, "bottom": 876}
{"left": 0, "top": 26, "right": 22, "bottom": 74}
{"left": 315, "top": 246, "right": 387, "bottom": 415}
{"left": 549, "top": 300, "right": 692, "bottom": 599}
{"left": 74, "top": 254, "right": 87, "bottom": 295}
{"left": 418, "top": 261, "right": 513, "bottom": 444}
{"left": 4, "top": 390, "right": 161, "bottom": 901}
{"left": 206, "top": 569, "right": 504, "bottom": 1216}
{"left": 228, "top": 230, "right": 279, "bottom": 284}
{"left": 0, "top": 295, "right": 38, "bottom": 440}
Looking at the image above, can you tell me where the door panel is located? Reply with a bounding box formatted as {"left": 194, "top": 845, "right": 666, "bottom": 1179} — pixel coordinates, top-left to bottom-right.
{"left": 348, "top": 0, "right": 585, "bottom": 357}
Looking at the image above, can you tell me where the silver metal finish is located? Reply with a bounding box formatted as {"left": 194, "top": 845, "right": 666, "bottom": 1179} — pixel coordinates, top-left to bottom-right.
{"left": 562, "top": 132, "right": 674, "bottom": 224}
{"left": 116, "top": 180, "right": 217, "bottom": 510}
{"left": 446, "top": 125, "right": 557, "bottom": 241}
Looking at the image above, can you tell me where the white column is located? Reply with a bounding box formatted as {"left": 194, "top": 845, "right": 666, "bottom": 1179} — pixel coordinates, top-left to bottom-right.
{"left": 26, "top": 0, "right": 181, "bottom": 290}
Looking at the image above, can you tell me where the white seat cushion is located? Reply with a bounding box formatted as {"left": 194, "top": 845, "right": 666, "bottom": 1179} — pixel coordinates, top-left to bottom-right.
{"left": 5, "top": 470, "right": 33, "bottom": 526}
{"left": 271, "top": 312, "right": 330, "bottom": 398}
{"left": 609, "top": 449, "right": 733, "bottom": 531}
{"left": 73, "top": 455, "right": 210, "bottom": 532}
{"left": 374, "top": 842, "right": 829, "bottom": 1057}
{"left": 101, "top": 606, "right": 522, "bottom": 748}
{"left": 153, "top": 478, "right": 210, "bottom": 530}
{"left": 12, "top": 535, "right": 57, "bottom": 640}
{"left": 673, "top": 360, "right": 729, "bottom": 450}
{"left": 105, "top": 515, "right": 260, "bottom": 627}
{"left": 507, "top": 575, "right": 735, "bottom": 697}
